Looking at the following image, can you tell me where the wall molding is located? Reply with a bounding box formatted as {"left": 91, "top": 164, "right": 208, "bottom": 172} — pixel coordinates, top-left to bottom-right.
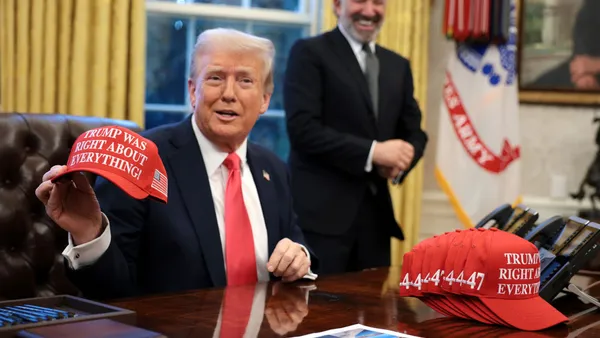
{"left": 419, "top": 190, "right": 594, "bottom": 241}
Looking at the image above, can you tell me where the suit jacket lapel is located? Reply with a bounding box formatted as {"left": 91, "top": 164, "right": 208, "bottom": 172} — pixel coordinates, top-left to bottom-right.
{"left": 247, "top": 145, "right": 279, "bottom": 255}
{"left": 167, "top": 117, "right": 227, "bottom": 287}
{"left": 327, "top": 28, "right": 375, "bottom": 115}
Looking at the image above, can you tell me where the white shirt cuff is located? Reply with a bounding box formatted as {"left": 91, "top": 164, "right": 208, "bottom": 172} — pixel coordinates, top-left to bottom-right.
{"left": 62, "top": 213, "right": 112, "bottom": 270}
{"left": 299, "top": 245, "right": 318, "bottom": 280}
{"left": 364, "top": 141, "right": 376, "bottom": 172}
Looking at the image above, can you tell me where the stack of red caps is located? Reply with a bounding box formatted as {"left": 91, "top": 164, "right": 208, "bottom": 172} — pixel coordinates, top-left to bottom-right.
{"left": 399, "top": 228, "right": 569, "bottom": 331}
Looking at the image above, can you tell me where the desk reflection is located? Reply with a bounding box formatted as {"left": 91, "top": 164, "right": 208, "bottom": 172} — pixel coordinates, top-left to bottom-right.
{"left": 161, "top": 282, "right": 314, "bottom": 338}
{"left": 265, "top": 283, "right": 311, "bottom": 335}
{"left": 109, "top": 268, "right": 600, "bottom": 338}
{"left": 404, "top": 317, "right": 570, "bottom": 338}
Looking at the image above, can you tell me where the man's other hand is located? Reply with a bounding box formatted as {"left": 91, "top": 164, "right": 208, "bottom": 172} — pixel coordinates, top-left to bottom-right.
{"left": 267, "top": 238, "right": 310, "bottom": 282}
{"left": 373, "top": 140, "right": 414, "bottom": 170}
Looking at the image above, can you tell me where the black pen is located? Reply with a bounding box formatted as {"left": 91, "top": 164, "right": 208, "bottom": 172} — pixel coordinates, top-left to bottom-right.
{"left": 392, "top": 171, "right": 404, "bottom": 185}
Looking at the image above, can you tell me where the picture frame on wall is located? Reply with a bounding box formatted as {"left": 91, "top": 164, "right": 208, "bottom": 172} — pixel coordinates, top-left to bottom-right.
{"left": 517, "top": 0, "right": 600, "bottom": 106}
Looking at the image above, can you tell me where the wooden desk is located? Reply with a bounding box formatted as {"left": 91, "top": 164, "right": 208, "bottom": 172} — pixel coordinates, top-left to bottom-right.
{"left": 109, "top": 267, "right": 600, "bottom": 337}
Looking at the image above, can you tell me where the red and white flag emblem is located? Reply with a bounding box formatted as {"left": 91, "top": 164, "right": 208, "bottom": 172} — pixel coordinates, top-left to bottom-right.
{"left": 151, "top": 169, "right": 168, "bottom": 197}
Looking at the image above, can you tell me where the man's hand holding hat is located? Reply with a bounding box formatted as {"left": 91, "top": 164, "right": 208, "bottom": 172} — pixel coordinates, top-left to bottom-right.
{"left": 35, "top": 165, "right": 103, "bottom": 245}
{"left": 35, "top": 125, "right": 168, "bottom": 246}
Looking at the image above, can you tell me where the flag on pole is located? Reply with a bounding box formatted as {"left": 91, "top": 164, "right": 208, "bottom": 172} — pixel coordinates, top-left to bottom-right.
{"left": 435, "top": 0, "right": 521, "bottom": 228}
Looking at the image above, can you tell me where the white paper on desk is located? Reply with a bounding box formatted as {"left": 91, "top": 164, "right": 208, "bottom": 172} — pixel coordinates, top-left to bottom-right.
{"left": 291, "top": 324, "right": 422, "bottom": 338}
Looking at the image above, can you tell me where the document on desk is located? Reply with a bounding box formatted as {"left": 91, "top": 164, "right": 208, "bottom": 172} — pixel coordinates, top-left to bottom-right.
{"left": 292, "top": 324, "right": 422, "bottom": 338}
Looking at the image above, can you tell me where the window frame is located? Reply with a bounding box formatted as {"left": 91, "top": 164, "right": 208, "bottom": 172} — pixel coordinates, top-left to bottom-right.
{"left": 144, "top": 0, "right": 323, "bottom": 121}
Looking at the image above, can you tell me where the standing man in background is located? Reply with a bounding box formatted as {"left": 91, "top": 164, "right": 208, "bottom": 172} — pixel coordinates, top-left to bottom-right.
{"left": 283, "top": 0, "right": 428, "bottom": 275}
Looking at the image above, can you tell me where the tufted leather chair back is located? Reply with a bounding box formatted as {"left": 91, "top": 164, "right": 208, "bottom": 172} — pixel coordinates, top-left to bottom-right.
{"left": 0, "top": 113, "right": 142, "bottom": 300}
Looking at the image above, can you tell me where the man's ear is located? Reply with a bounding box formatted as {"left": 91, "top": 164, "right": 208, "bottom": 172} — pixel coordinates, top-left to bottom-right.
{"left": 333, "top": 0, "right": 342, "bottom": 16}
{"left": 187, "top": 78, "right": 197, "bottom": 109}
{"left": 260, "top": 93, "right": 272, "bottom": 115}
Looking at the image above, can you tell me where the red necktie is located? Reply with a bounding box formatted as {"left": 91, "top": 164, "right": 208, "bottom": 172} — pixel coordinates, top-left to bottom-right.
{"left": 223, "top": 153, "right": 258, "bottom": 286}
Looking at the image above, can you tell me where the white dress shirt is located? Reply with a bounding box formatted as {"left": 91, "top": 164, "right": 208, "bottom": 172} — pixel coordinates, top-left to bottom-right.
{"left": 62, "top": 117, "right": 317, "bottom": 282}
{"left": 338, "top": 24, "right": 378, "bottom": 173}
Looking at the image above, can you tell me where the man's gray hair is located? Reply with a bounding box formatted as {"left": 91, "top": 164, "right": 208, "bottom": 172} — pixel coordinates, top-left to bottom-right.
{"left": 189, "top": 28, "right": 275, "bottom": 94}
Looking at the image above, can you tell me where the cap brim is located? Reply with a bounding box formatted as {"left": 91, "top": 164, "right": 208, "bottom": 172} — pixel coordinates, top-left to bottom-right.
{"left": 479, "top": 296, "right": 568, "bottom": 331}
{"left": 436, "top": 295, "right": 470, "bottom": 319}
{"left": 52, "top": 168, "right": 149, "bottom": 200}
{"left": 420, "top": 297, "right": 454, "bottom": 317}
{"left": 449, "top": 296, "right": 497, "bottom": 325}
{"left": 468, "top": 298, "right": 514, "bottom": 327}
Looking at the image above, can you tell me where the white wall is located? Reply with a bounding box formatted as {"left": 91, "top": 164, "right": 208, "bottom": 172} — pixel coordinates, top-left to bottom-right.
{"left": 419, "top": 2, "right": 600, "bottom": 241}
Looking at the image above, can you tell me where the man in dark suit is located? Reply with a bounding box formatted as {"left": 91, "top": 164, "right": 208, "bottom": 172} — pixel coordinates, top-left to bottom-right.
{"left": 283, "top": 0, "right": 427, "bottom": 274}
{"left": 35, "top": 28, "right": 318, "bottom": 300}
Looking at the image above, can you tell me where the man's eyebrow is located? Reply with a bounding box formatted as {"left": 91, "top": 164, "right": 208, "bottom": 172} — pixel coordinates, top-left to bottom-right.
{"left": 235, "top": 67, "right": 257, "bottom": 77}
{"left": 203, "top": 66, "right": 257, "bottom": 76}
{"left": 204, "top": 66, "right": 224, "bottom": 73}
{"left": 235, "top": 66, "right": 253, "bottom": 72}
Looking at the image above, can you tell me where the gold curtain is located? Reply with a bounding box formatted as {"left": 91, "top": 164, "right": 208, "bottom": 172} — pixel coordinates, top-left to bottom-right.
{"left": 322, "top": 1, "right": 430, "bottom": 267}
{"left": 0, "top": 0, "right": 146, "bottom": 127}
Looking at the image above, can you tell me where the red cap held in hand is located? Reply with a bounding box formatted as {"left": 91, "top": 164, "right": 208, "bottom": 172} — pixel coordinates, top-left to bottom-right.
{"left": 52, "top": 125, "right": 168, "bottom": 203}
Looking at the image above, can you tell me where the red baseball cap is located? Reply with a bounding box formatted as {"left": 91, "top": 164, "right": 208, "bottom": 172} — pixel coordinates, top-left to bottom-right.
{"left": 401, "top": 231, "right": 469, "bottom": 319}
{"left": 407, "top": 236, "right": 453, "bottom": 317}
{"left": 409, "top": 236, "right": 435, "bottom": 298}
{"left": 52, "top": 125, "right": 168, "bottom": 203}
{"left": 451, "top": 229, "right": 514, "bottom": 327}
{"left": 435, "top": 230, "right": 472, "bottom": 319}
{"left": 418, "top": 233, "right": 457, "bottom": 317}
{"left": 439, "top": 229, "right": 500, "bottom": 325}
{"left": 458, "top": 228, "right": 568, "bottom": 331}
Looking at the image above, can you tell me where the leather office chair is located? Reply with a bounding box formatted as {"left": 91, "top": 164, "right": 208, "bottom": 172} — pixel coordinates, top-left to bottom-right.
{"left": 0, "top": 113, "right": 142, "bottom": 300}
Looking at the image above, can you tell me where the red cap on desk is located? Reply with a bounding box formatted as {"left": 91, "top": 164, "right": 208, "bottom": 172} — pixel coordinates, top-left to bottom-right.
{"left": 51, "top": 125, "right": 168, "bottom": 203}
{"left": 457, "top": 228, "right": 568, "bottom": 331}
{"left": 399, "top": 228, "right": 568, "bottom": 331}
{"left": 420, "top": 231, "right": 465, "bottom": 318}
{"left": 440, "top": 229, "right": 499, "bottom": 325}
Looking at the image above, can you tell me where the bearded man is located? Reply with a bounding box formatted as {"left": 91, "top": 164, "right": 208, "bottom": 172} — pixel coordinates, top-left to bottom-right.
{"left": 284, "top": 0, "right": 428, "bottom": 274}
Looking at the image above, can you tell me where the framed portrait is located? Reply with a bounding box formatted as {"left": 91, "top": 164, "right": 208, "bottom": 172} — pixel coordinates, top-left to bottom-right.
{"left": 517, "top": 0, "right": 600, "bottom": 106}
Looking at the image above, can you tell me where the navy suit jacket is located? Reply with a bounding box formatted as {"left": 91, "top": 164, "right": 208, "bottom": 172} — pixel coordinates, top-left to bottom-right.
{"left": 67, "top": 116, "right": 317, "bottom": 300}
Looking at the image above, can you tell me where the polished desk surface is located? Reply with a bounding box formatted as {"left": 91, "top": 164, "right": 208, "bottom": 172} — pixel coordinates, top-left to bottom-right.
{"left": 110, "top": 267, "right": 600, "bottom": 337}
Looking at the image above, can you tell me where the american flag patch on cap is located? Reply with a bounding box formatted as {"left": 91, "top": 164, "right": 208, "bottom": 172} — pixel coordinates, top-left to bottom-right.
{"left": 151, "top": 169, "right": 168, "bottom": 197}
